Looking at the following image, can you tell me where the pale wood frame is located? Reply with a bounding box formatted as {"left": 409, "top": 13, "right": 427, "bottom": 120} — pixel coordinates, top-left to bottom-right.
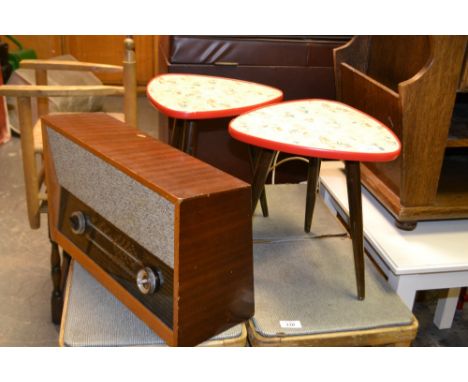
{"left": 247, "top": 318, "right": 418, "bottom": 347}
{"left": 0, "top": 37, "right": 137, "bottom": 229}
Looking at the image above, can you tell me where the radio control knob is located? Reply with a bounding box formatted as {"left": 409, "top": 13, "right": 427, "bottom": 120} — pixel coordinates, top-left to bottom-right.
{"left": 136, "top": 267, "right": 163, "bottom": 295}
{"left": 69, "top": 211, "right": 89, "bottom": 235}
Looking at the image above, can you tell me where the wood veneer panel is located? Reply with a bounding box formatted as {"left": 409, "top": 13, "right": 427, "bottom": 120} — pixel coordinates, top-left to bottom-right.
{"left": 177, "top": 189, "right": 253, "bottom": 346}
{"left": 42, "top": 113, "right": 248, "bottom": 203}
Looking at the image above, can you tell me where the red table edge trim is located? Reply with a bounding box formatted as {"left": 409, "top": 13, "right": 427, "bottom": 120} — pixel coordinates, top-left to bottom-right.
{"left": 228, "top": 99, "right": 402, "bottom": 162}
{"left": 146, "top": 73, "right": 284, "bottom": 120}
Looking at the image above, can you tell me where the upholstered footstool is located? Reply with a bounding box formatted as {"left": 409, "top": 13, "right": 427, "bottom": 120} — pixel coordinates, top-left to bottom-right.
{"left": 248, "top": 236, "right": 417, "bottom": 347}
{"left": 59, "top": 262, "right": 247, "bottom": 347}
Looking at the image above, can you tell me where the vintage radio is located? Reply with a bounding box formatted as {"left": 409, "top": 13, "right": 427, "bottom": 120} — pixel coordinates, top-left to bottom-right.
{"left": 42, "top": 113, "right": 254, "bottom": 346}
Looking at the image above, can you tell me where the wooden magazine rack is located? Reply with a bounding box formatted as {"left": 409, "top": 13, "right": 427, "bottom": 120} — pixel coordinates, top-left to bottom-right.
{"left": 334, "top": 36, "right": 468, "bottom": 229}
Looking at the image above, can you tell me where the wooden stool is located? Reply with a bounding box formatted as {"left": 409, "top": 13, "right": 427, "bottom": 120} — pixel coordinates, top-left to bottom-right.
{"left": 230, "top": 99, "right": 401, "bottom": 300}
{"left": 146, "top": 73, "right": 283, "bottom": 156}
{"left": 59, "top": 262, "right": 247, "bottom": 347}
{"left": 146, "top": 73, "right": 283, "bottom": 217}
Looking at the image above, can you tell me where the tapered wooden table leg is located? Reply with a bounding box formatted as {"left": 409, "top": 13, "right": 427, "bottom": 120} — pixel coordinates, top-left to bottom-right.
{"left": 170, "top": 118, "right": 181, "bottom": 148}
{"left": 185, "top": 120, "right": 198, "bottom": 156}
{"left": 304, "top": 157, "right": 321, "bottom": 233}
{"left": 179, "top": 120, "right": 188, "bottom": 151}
{"left": 171, "top": 119, "right": 198, "bottom": 155}
{"left": 345, "top": 161, "right": 365, "bottom": 300}
{"left": 248, "top": 146, "right": 269, "bottom": 217}
{"left": 251, "top": 149, "right": 275, "bottom": 214}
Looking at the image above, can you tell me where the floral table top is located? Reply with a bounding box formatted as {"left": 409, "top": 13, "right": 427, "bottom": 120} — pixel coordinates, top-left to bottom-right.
{"left": 146, "top": 74, "right": 283, "bottom": 119}
{"left": 229, "top": 99, "right": 401, "bottom": 162}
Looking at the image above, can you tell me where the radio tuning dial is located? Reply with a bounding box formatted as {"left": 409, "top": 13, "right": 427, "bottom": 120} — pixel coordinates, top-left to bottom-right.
{"left": 69, "top": 211, "right": 89, "bottom": 235}
{"left": 136, "top": 267, "right": 163, "bottom": 295}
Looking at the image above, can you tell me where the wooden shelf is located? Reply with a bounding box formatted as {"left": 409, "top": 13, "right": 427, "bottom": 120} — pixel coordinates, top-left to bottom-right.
{"left": 447, "top": 96, "right": 468, "bottom": 148}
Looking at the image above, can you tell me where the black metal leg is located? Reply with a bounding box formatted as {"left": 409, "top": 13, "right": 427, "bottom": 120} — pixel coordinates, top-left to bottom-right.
{"left": 304, "top": 157, "right": 321, "bottom": 233}
{"left": 345, "top": 161, "right": 365, "bottom": 300}
{"left": 251, "top": 148, "right": 275, "bottom": 214}
{"left": 248, "top": 146, "right": 270, "bottom": 217}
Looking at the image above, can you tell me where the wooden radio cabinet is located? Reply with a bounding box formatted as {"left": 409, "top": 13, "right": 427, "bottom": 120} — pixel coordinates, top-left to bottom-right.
{"left": 334, "top": 36, "right": 468, "bottom": 229}
{"left": 42, "top": 113, "right": 254, "bottom": 346}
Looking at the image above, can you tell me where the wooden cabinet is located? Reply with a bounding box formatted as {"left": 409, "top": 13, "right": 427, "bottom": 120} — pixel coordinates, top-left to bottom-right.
{"left": 63, "top": 36, "right": 157, "bottom": 86}
{"left": 5, "top": 35, "right": 158, "bottom": 86}
{"left": 8, "top": 35, "right": 63, "bottom": 59}
{"left": 334, "top": 36, "right": 468, "bottom": 229}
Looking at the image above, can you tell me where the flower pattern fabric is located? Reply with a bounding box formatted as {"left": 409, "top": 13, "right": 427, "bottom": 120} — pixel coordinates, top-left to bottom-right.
{"left": 147, "top": 74, "right": 283, "bottom": 114}
{"left": 230, "top": 100, "right": 400, "bottom": 154}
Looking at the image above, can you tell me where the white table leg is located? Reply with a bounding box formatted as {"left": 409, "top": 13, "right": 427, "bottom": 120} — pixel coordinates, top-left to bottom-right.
{"left": 388, "top": 274, "right": 417, "bottom": 310}
{"left": 433, "top": 288, "right": 461, "bottom": 329}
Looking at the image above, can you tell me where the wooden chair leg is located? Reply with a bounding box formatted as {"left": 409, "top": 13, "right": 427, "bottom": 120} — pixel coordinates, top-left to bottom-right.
{"left": 304, "top": 157, "right": 321, "bottom": 233}
{"left": 251, "top": 148, "right": 275, "bottom": 214}
{"left": 345, "top": 161, "right": 365, "bottom": 300}
{"left": 123, "top": 36, "right": 138, "bottom": 129}
{"left": 17, "top": 96, "right": 40, "bottom": 229}
{"left": 248, "top": 146, "right": 269, "bottom": 217}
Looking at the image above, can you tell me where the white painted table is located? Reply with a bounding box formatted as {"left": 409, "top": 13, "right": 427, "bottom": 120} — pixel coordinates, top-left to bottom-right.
{"left": 319, "top": 160, "right": 468, "bottom": 329}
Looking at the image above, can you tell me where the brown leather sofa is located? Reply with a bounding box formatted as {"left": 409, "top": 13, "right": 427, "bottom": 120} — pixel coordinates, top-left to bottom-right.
{"left": 158, "top": 36, "right": 351, "bottom": 183}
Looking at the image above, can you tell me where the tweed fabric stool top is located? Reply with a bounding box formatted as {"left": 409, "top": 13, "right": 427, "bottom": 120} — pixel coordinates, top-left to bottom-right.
{"left": 250, "top": 237, "right": 414, "bottom": 339}
{"left": 253, "top": 184, "right": 347, "bottom": 242}
{"left": 60, "top": 262, "right": 246, "bottom": 347}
